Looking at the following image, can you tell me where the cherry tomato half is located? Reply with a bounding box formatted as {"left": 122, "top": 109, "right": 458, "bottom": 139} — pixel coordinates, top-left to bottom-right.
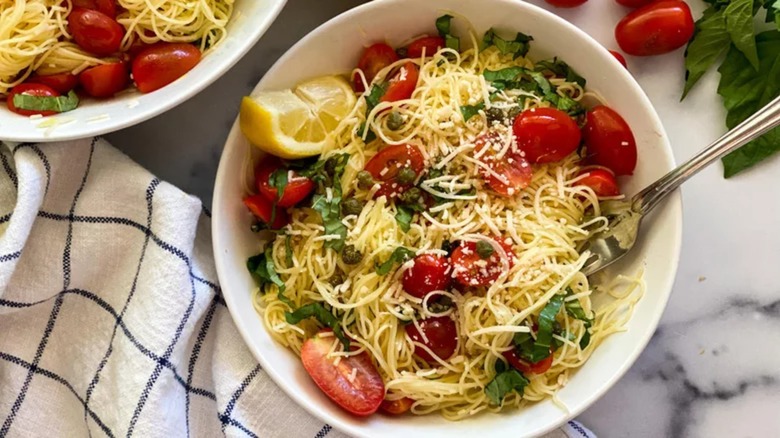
{"left": 27, "top": 73, "right": 79, "bottom": 94}
{"left": 6, "top": 83, "right": 60, "bottom": 117}
{"left": 72, "top": 0, "right": 118, "bottom": 18}
{"left": 608, "top": 50, "right": 628, "bottom": 69}
{"left": 578, "top": 169, "right": 620, "bottom": 197}
{"left": 68, "top": 8, "right": 124, "bottom": 56}
{"left": 583, "top": 105, "right": 637, "bottom": 175}
{"left": 513, "top": 107, "right": 581, "bottom": 164}
{"left": 616, "top": 0, "right": 656, "bottom": 8}
{"left": 242, "top": 194, "right": 289, "bottom": 229}
{"left": 544, "top": 0, "right": 588, "bottom": 7}
{"left": 354, "top": 43, "right": 399, "bottom": 91}
{"left": 475, "top": 132, "right": 532, "bottom": 197}
{"left": 615, "top": 0, "right": 694, "bottom": 56}
{"left": 406, "top": 36, "right": 445, "bottom": 58}
{"left": 406, "top": 316, "right": 458, "bottom": 362}
{"left": 380, "top": 62, "right": 419, "bottom": 103}
{"left": 451, "top": 240, "right": 515, "bottom": 287}
{"left": 380, "top": 397, "right": 414, "bottom": 415}
{"left": 131, "top": 43, "right": 202, "bottom": 93}
{"left": 364, "top": 144, "right": 425, "bottom": 198}
{"left": 301, "top": 329, "right": 385, "bottom": 416}
{"left": 502, "top": 349, "right": 554, "bottom": 374}
{"left": 254, "top": 157, "right": 315, "bottom": 208}
{"left": 402, "top": 254, "right": 451, "bottom": 299}
{"left": 79, "top": 63, "right": 128, "bottom": 98}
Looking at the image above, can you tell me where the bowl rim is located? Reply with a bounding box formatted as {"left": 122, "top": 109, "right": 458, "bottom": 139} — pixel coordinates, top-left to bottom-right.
{"left": 1, "top": 0, "right": 288, "bottom": 143}
{"left": 212, "top": 0, "right": 683, "bottom": 436}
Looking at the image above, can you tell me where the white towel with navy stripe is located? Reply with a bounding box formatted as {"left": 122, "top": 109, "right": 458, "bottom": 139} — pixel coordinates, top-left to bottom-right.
{"left": 0, "top": 138, "right": 596, "bottom": 438}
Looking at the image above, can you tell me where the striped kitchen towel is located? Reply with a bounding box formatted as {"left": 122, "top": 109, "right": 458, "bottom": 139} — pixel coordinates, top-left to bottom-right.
{"left": 0, "top": 138, "right": 596, "bottom": 438}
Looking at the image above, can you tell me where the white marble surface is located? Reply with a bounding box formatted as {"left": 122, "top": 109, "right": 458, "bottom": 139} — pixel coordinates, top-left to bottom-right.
{"left": 106, "top": 0, "right": 780, "bottom": 436}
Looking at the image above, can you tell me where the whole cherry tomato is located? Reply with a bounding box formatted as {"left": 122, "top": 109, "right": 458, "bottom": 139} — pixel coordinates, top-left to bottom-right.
{"left": 544, "top": 0, "right": 588, "bottom": 6}
{"left": 577, "top": 169, "right": 620, "bottom": 197}
{"left": 72, "top": 0, "right": 118, "bottom": 18}
{"left": 503, "top": 349, "right": 554, "bottom": 374}
{"left": 608, "top": 50, "right": 628, "bottom": 69}
{"left": 254, "top": 157, "right": 315, "bottom": 208}
{"left": 354, "top": 43, "right": 398, "bottom": 91}
{"left": 131, "top": 43, "right": 202, "bottom": 93}
{"left": 79, "top": 63, "right": 128, "bottom": 98}
{"left": 512, "top": 107, "right": 581, "bottom": 164}
{"left": 242, "top": 194, "right": 289, "bottom": 229}
{"left": 474, "top": 132, "right": 532, "bottom": 197}
{"left": 67, "top": 8, "right": 124, "bottom": 56}
{"left": 380, "top": 62, "right": 419, "bottom": 103}
{"left": 363, "top": 144, "right": 425, "bottom": 198}
{"left": 402, "top": 254, "right": 451, "bottom": 299}
{"left": 406, "top": 316, "right": 458, "bottom": 362}
{"left": 583, "top": 105, "right": 637, "bottom": 175}
{"left": 27, "top": 73, "right": 79, "bottom": 94}
{"left": 615, "top": 0, "right": 694, "bottom": 56}
{"left": 450, "top": 240, "right": 515, "bottom": 287}
{"left": 6, "top": 83, "right": 60, "bottom": 117}
{"left": 406, "top": 36, "right": 445, "bottom": 58}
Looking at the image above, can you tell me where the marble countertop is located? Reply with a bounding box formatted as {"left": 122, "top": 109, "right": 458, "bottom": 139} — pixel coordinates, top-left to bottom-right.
{"left": 107, "top": 0, "right": 780, "bottom": 436}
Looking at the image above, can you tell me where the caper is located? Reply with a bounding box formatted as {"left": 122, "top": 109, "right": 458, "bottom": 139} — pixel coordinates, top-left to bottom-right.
{"left": 396, "top": 167, "right": 417, "bottom": 185}
{"left": 387, "top": 111, "right": 404, "bottom": 131}
{"left": 324, "top": 156, "right": 340, "bottom": 175}
{"left": 328, "top": 271, "right": 345, "bottom": 287}
{"left": 341, "top": 198, "right": 365, "bottom": 216}
{"left": 486, "top": 107, "right": 505, "bottom": 123}
{"left": 399, "top": 187, "right": 422, "bottom": 204}
{"left": 507, "top": 106, "right": 522, "bottom": 120}
{"left": 341, "top": 244, "right": 363, "bottom": 265}
{"left": 475, "top": 240, "right": 494, "bottom": 259}
{"left": 250, "top": 222, "right": 267, "bottom": 233}
{"left": 356, "top": 170, "right": 375, "bottom": 190}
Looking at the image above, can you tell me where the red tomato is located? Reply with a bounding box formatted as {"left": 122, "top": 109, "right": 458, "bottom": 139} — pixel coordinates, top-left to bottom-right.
{"left": 615, "top": 0, "right": 694, "bottom": 56}
{"left": 131, "top": 43, "right": 202, "bottom": 93}
{"left": 363, "top": 144, "right": 425, "bottom": 198}
{"left": 355, "top": 43, "right": 399, "bottom": 90}
{"left": 502, "top": 349, "right": 554, "bottom": 374}
{"left": 451, "top": 240, "right": 515, "bottom": 287}
{"left": 27, "top": 73, "right": 79, "bottom": 94}
{"left": 608, "top": 50, "right": 628, "bottom": 69}
{"left": 79, "top": 63, "right": 128, "bottom": 98}
{"left": 578, "top": 169, "right": 620, "bottom": 197}
{"left": 402, "top": 254, "right": 451, "bottom": 299}
{"left": 301, "top": 329, "right": 385, "bottom": 416}
{"left": 72, "top": 0, "right": 117, "bottom": 17}
{"left": 254, "top": 157, "right": 315, "bottom": 207}
{"left": 512, "top": 107, "right": 581, "bottom": 164}
{"left": 242, "top": 194, "right": 289, "bottom": 229}
{"left": 583, "top": 105, "right": 637, "bottom": 175}
{"left": 6, "top": 83, "right": 60, "bottom": 117}
{"left": 405, "top": 316, "right": 458, "bottom": 362}
{"left": 616, "top": 0, "right": 656, "bottom": 8}
{"left": 406, "top": 36, "right": 445, "bottom": 58}
{"left": 380, "top": 62, "right": 419, "bottom": 103}
{"left": 67, "top": 8, "right": 124, "bottom": 56}
{"left": 544, "top": 0, "right": 588, "bottom": 6}
{"left": 380, "top": 397, "right": 414, "bottom": 415}
{"left": 474, "top": 132, "right": 532, "bottom": 196}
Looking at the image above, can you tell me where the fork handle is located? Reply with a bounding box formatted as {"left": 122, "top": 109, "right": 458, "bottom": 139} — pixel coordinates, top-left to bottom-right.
{"left": 633, "top": 94, "right": 780, "bottom": 216}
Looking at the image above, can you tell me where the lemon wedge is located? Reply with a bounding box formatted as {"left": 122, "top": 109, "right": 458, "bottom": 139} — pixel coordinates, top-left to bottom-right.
{"left": 239, "top": 75, "right": 356, "bottom": 159}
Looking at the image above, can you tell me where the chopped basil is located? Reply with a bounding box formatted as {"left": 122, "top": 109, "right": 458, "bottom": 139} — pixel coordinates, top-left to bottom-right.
{"left": 485, "top": 360, "right": 529, "bottom": 405}
{"left": 375, "top": 246, "right": 415, "bottom": 275}
{"left": 435, "top": 15, "right": 460, "bottom": 51}
{"left": 365, "top": 83, "right": 386, "bottom": 112}
{"left": 12, "top": 90, "right": 79, "bottom": 113}
{"left": 535, "top": 58, "right": 587, "bottom": 88}
{"left": 285, "top": 303, "right": 350, "bottom": 349}
{"left": 529, "top": 294, "right": 565, "bottom": 362}
{"left": 481, "top": 28, "right": 533, "bottom": 59}
{"left": 268, "top": 168, "right": 288, "bottom": 224}
{"left": 247, "top": 247, "right": 293, "bottom": 308}
{"left": 460, "top": 102, "right": 485, "bottom": 121}
{"left": 483, "top": 67, "right": 583, "bottom": 116}
{"left": 299, "top": 153, "right": 351, "bottom": 251}
{"left": 356, "top": 122, "right": 377, "bottom": 142}
{"left": 395, "top": 205, "right": 415, "bottom": 232}
{"left": 564, "top": 287, "right": 594, "bottom": 349}
{"left": 284, "top": 234, "right": 293, "bottom": 267}
{"left": 475, "top": 240, "right": 494, "bottom": 259}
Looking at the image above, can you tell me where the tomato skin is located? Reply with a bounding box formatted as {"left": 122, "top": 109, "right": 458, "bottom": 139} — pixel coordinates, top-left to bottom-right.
{"left": 405, "top": 316, "right": 458, "bottom": 362}
{"left": 27, "top": 73, "right": 79, "bottom": 94}
{"left": 79, "top": 63, "right": 128, "bottom": 98}
{"left": 242, "top": 194, "right": 289, "bottom": 229}
{"left": 68, "top": 8, "right": 124, "bottom": 56}
{"left": 363, "top": 144, "right": 425, "bottom": 198}
{"left": 583, "top": 105, "right": 637, "bottom": 175}
{"left": 131, "top": 43, "right": 202, "bottom": 93}
{"left": 475, "top": 132, "right": 532, "bottom": 196}
{"left": 402, "top": 254, "right": 451, "bottom": 299}
{"left": 545, "top": 0, "right": 588, "bottom": 7}
{"left": 615, "top": 0, "right": 694, "bottom": 56}
{"left": 578, "top": 169, "right": 620, "bottom": 197}
{"left": 6, "top": 83, "right": 60, "bottom": 117}
{"left": 301, "top": 329, "right": 385, "bottom": 416}
{"left": 616, "top": 0, "right": 656, "bottom": 7}
{"left": 380, "top": 62, "right": 418, "bottom": 103}
{"left": 406, "top": 36, "right": 445, "bottom": 58}
{"left": 512, "top": 107, "right": 581, "bottom": 164}
{"left": 503, "top": 349, "right": 554, "bottom": 374}
{"left": 450, "top": 240, "right": 515, "bottom": 287}
{"left": 355, "top": 43, "right": 399, "bottom": 89}
{"left": 380, "top": 397, "right": 414, "bottom": 415}
{"left": 254, "top": 157, "right": 315, "bottom": 208}
{"left": 608, "top": 50, "right": 628, "bottom": 69}
{"left": 72, "top": 0, "right": 117, "bottom": 18}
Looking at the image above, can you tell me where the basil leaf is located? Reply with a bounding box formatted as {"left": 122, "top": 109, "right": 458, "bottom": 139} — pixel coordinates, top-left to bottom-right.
{"left": 529, "top": 294, "right": 564, "bottom": 362}
{"left": 482, "top": 28, "right": 533, "bottom": 59}
{"left": 301, "top": 154, "right": 351, "bottom": 250}
{"left": 718, "top": 31, "right": 780, "bottom": 177}
{"left": 725, "top": 0, "right": 760, "bottom": 69}
{"left": 460, "top": 102, "right": 484, "bottom": 121}
{"left": 312, "top": 194, "right": 347, "bottom": 251}
{"left": 356, "top": 122, "right": 377, "bottom": 142}
{"left": 485, "top": 367, "right": 529, "bottom": 405}
{"left": 535, "top": 58, "right": 586, "bottom": 88}
{"left": 375, "top": 247, "right": 415, "bottom": 275}
{"left": 475, "top": 240, "right": 494, "bottom": 259}
{"left": 12, "top": 90, "right": 79, "bottom": 113}
{"left": 365, "top": 83, "right": 386, "bottom": 113}
{"left": 285, "top": 234, "right": 293, "bottom": 267}
{"left": 563, "top": 288, "right": 593, "bottom": 328}
{"left": 285, "top": 303, "right": 350, "bottom": 349}
{"left": 579, "top": 330, "right": 591, "bottom": 349}
{"left": 247, "top": 247, "right": 293, "bottom": 307}
{"left": 269, "top": 168, "right": 288, "bottom": 202}
{"left": 395, "top": 205, "right": 415, "bottom": 232}
{"left": 436, "top": 15, "right": 460, "bottom": 51}
{"left": 483, "top": 67, "right": 525, "bottom": 83}
{"left": 682, "top": 8, "right": 731, "bottom": 99}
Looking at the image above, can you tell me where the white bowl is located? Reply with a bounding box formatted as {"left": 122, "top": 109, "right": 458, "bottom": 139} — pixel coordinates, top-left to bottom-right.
{"left": 212, "top": 0, "right": 683, "bottom": 436}
{"left": 0, "top": 0, "right": 287, "bottom": 142}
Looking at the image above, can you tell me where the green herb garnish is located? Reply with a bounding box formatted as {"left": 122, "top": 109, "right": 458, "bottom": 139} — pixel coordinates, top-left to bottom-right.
{"left": 436, "top": 15, "right": 460, "bottom": 51}
{"left": 12, "top": 90, "right": 79, "bottom": 113}
{"left": 376, "top": 246, "right": 416, "bottom": 275}
{"left": 285, "top": 303, "right": 350, "bottom": 349}
{"left": 484, "top": 360, "right": 529, "bottom": 405}
{"left": 481, "top": 28, "right": 533, "bottom": 59}
{"left": 529, "top": 294, "right": 565, "bottom": 362}
{"left": 300, "top": 153, "right": 351, "bottom": 251}
{"left": 247, "top": 247, "right": 293, "bottom": 307}
{"left": 460, "top": 102, "right": 485, "bottom": 121}
{"left": 475, "top": 240, "right": 494, "bottom": 259}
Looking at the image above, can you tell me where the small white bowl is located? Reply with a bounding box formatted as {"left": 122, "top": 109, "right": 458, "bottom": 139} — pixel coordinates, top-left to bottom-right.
{"left": 212, "top": 0, "right": 683, "bottom": 436}
{"left": 0, "top": 0, "right": 286, "bottom": 142}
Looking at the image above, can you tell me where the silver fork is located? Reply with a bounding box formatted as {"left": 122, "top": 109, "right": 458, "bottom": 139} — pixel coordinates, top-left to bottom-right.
{"left": 581, "top": 94, "right": 780, "bottom": 276}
